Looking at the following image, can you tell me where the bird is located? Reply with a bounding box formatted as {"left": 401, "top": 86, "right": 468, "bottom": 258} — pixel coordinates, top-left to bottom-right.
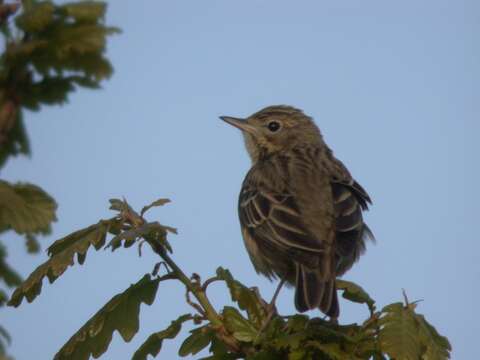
{"left": 220, "top": 105, "right": 373, "bottom": 318}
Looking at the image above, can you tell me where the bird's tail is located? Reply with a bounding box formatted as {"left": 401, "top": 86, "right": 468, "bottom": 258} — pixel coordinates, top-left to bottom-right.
{"left": 294, "top": 264, "right": 339, "bottom": 318}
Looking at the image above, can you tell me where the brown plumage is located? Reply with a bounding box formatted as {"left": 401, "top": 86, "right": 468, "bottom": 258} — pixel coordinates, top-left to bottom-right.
{"left": 221, "top": 105, "right": 373, "bottom": 317}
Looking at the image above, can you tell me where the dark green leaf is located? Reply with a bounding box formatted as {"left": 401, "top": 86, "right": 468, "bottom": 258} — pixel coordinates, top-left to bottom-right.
{"left": 285, "top": 315, "right": 309, "bottom": 332}
{"left": 307, "top": 319, "right": 357, "bottom": 344}
{"left": 306, "top": 341, "right": 361, "bottom": 360}
{"left": 8, "top": 219, "right": 118, "bottom": 307}
{"left": 274, "top": 331, "right": 309, "bottom": 350}
{"left": 15, "top": 2, "right": 55, "bottom": 32}
{"left": 0, "top": 290, "right": 7, "bottom": 306}
{"left": 415, "top": 313, "right": 451, "bottom": 359}
{"left": 178, "top": 326, "right": 214, "bottom": 357}
{"left": 222, "top": 306, "right": 258, "bottom": 342}
{"left": 140, "top": 198, "right": 171, "bottom": 217}
{"left": 0, "top": 244, "right": 22, "bottom": 287}
{"left": 248, "top": 350, "right": 283, "bottom": 360}
{"left": 287, "top": 349, "right": 308, "bottom": 360}
{"left": 378, "top": 303, "right": 423, "bottom": 360}
{"left": 0, "top": 111, "right": 30, "bottom": 169}
{"left": 0, "top": 180, "right": 57, "bottom": 235}
{"left": 336, "top": 279, "right": 375, "bottom": 311}
{"left": 216, "top": 267, "right": 267, "bottom": 327}
{"left": 205, "top": 337, "right": 231, "bottom": 358}
{"left": 54, "top": 274, "right": 160, "bottom": 360}
{"left": 25, "top": 233, "right": 40, "bottom": 253}
{"left": 0, "top": 326, "right": 10, "bottom": 346}
{"left": 60, "top": 1, "right": 106, "bottom": 23}
{"left": 132, "top": 314, "right": 192, "bottom": 360}
{"left": 107, "top": 221, "right": 176, "bottom": 253}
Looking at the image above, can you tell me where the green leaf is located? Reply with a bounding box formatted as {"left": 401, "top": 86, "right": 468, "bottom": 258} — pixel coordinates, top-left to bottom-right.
{"left": 60, "top": 1, "right": 106, "bottom": 23}
{"left": 0, "top": 180, "right": 57, "bottom": 235}
{"left": 15, "top": 1, "right": 55, "bottom": 32}
{"left": 140, "top": 198, "right": 171, "bottom": 217}
{"left": 25, "top": 233, "right": 41, "bottom": 253}
{"left": 222, "top": 306, "right": 257, "bottom": 342}
{"left": 216, "top": 267, "right": 267, "bottom": 327}
{"left": 285, "top": 315, "right": 309, "bottom": 332}
{"left": 274, "top": 331, "right": 309, "bottom": 350}
{"left": 107, "top": 221, "right": 176, "bottom": 253}
{"left": 378, "top": 303, "right": 423, "bottom": 360}
{"left": 8, "top": 219, "right": 118, "bottom": 307}
{"left": 0, "top": 325, "right": 11, "bottom": 358}
{"left": 248, "top": 350, "right": 283, "bottom": 360}
{"left": 336, "top": 279, "right": 375, "bottom": 311}
{"left": 0, "top": 110, "right": 30, "bottom": 169}
{"left": 415, "top": 313, "right": 451, "bottom": 360}
{"left": 54, "top": 274, "right": 160, "bottom": 360}
{"left": 178, "top": 326, "right": 214, "bottom": 357}
{"left": 19, "top": 76, "right": 74, "bottom": 108}
{"left": 0, "top": 326, "right": 10, "bottom": 346}
{"left": 0, "top": 290, "right": 7, "bottom": 306}
{"left": 307, "top": 319, "right": 357, "bottom": 344}
{"left": 132, "top": 314, "right": 192, "bottom": 360}
{"left": 287, "top": 349, "right": 308, "bottom": 360}
{"left": 204, "top": 337, "right": 232, "bottom": 359}
{"left": 0, "top": 244, "right": 22, "bottom": 287}
{"left": 306, "top": 341, "right": 361, "bottom": 360}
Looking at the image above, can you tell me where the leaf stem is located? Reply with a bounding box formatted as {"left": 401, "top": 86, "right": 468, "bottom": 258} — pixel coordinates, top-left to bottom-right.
{"left": 147, "top": 239, "right": 223, "bottom": 327}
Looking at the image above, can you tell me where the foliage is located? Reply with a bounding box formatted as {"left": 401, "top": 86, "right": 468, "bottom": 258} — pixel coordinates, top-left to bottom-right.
{"left": 0, "top": 0, "right": 118, "bottom": 357}
{"left": 55, "top": 274, "right": 161, "bottom": 360}
{"left": 0, "top": 0, "right": 119, "bottom": 167}
{"left": 8, "top": 198, "right": 452, "bottom": 359}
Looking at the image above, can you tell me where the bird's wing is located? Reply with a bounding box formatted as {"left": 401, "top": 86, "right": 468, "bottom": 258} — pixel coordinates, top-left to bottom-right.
{"left": 331, "top": 178, "right": 371, "bottom": 233}
{"left": 331, "top": 176, "right": 374, "bottom": 275}
{"left": 239, "top": 179, "right": 328, "bottom": 256}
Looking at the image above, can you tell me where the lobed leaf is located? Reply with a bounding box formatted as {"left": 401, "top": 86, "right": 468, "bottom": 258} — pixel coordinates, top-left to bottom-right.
{"left": 107, "top": 221, "right": 176, "bottom": 253}
{"left": 54, "top": 274, "right": 160, "bottom": 360}
{"left": 415, "top": 313, "right": 451, "bottom": 359}
{"left": 274, "top": 331, "right": 310, "bottom": 350}
{"left": 0, "top": 290, "right": 7, "bottom": 306}
{"left": 0, "top": 325, "right": 11, "bottom": 358}
{"left": 306, "top": 341, "right": 361, "bottom": 360}
{"left": 284, "top": 315, "right": 309, "bottom": 332}
{"left": 203, "top": 337, "right": 233, "bottom": 359}
{"left": 287, "top": 349, "right": 308, "bottom": 360}
{"left": 178, "top": 326, "right": 214, "bottom": 357}
{"left": 378, "top": 303, "right": 423, "bottom": 360}
{"left": 8, "top": 219, "right": 118, "bottom": 307}
{"left": 216, "top": 267, "right": 267, "bottom": 327}
{"left": 25, "top": 233, "right": 40, "bottom": 253}
{"left": 222, "top": 306, "right": 258, "bottom": 342}
{"left": 0, "top": 180, "right": 57, "bottom": 235}
{"left": 0, "top": 326, "right": 10, "bottom": 346}
{"left": 132, "top": 314, "right": 192, "bottom": 360}
{"left": 140, "top": 198, "right": 171, "bottom": 217}
{"left": 336, "top": 279, "right": 375, "bottom": 311}
{"left": 0, "top": 244, "right": 22, "bottom": 287}
{"left": 60, "top": 1, "right": 106, "bottom": 23}
{"left": 15, "top": 1, "right": 55, "bottom": 32}
{"left": 0, "top": 111, "right": 30, "bottom": 169}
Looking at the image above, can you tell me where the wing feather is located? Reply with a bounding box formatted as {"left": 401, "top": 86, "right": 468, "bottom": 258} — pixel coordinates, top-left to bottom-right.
{"left": 239, "top": 182, "right": 326, "bottom": 255}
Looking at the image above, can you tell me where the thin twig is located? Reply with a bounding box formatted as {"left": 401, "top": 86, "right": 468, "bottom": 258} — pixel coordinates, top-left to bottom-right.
{"left": 185, "top": 289, "right": 206, "bottom": 317}
{"left": 201, "top": 276, "right": 221, "bottom": 292}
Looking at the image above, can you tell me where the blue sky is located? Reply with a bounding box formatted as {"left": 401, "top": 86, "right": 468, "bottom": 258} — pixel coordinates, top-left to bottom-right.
{"left": 3, "top": 0, "right": 479, "bottom": 358}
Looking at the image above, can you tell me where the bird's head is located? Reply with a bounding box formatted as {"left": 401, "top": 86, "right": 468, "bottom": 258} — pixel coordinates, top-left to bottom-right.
{"left": 221, "top": 105, "right": 324, "bottom": 163}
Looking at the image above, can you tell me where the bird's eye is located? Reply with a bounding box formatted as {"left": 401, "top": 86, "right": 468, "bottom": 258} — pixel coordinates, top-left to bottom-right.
{"left": 267, "top": 121, "right": 281, "bottom": 132}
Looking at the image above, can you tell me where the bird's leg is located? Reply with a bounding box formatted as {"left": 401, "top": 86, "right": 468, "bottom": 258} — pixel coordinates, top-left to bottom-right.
{"left": 259, "top": 278, "right": 286, "bottom": 333}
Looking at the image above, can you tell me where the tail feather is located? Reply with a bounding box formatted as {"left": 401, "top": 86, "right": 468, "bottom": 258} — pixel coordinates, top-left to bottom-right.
{"left": 294, "top": 264, "right": 339, "bottom": 317}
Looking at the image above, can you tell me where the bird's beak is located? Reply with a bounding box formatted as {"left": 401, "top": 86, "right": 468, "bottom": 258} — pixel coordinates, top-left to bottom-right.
{"left": 220, "top": 116, "right": 257, "bottom": 135}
